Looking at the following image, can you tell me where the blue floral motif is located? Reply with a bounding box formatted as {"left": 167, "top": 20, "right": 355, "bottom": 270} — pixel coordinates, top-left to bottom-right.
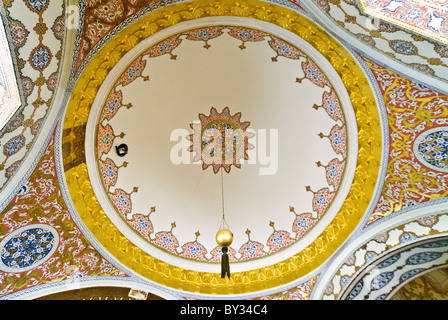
{"left": 306, "top": 69, "right": 319, "bottom": 80}
{"left": 273, "top": 235, "right": 283, "bottom": 245}
{"left": 198, "top": 30, "right": 212, "bottom": 38}
{"left": 238, "top": 31, "right": 253, "bottom": 40}
{"left": 127, "top": 67, "right": 139, "bottom": 79}
{"left": 138, "top": 219, "right": 147, "bottom": 230}
{"left": 30, "top": 45, "right": 52, "bottom": 70}
{"left": 346, "top": 280, "right": 363, "bottom": 300}
{"left": 105, "top": 165, "right": 115, "bottom": 178}
{"left": 101, "top": 132, "right": 111, "bottom": 145}
{"left": 117, "top": 195, "right": 128, "bottom": 207}
{"left": 389, "top": 40, "right": 417, "bottom": 55}
{"left": 333, "top": 133, "right": 343, "bottom": 145}
{"left": 329, "top": 165, "right": 339, "bottom": 177}
{"left": 399, "top": 268, "right": 425, "bottom": 283}
{"left": 370, "top": 272, "right": 394, "bottom": 291}
{"left": 159, "top": 43, "right": 172, "bottom": 53}
{"left": 316, "top": 194, "right": 326, "bottom": 205}
{"left": 1, "top": 228, "right": 55, "bottom": 269}
{"left": 406, "top": 251, "right": 442, "bottom": 265}
{"left": 189, "top": 245, "right": 200, "bottom": 256}
{"left": 326, "top": 100, "right": 337, "bottom": 112}
{"left": 4, "top": 135, "right": 24, "bottom": 156}
{"left": 162, "top": 235, "right": 172, "bottom": 246}
{"left": 377, "top": 253, "right": 400, "bottom": 269}
{"left": 417, "top": 130, "right": 448, "bottom": 170}
{"left": 276, "top": 45, "right": 290, "bottom": 55}
{"left": 407, "top": 8, "right": 421, "bottom": 20}
{"left": 108, "top": 99, "right": 119, "bottom": 111}
{"left": 25, "top": 0, "right": 48, "bottom": 12}
{"left": 298, "top": 218, "right": 307, "bottom": 228}
{"left": 246, "top": 245, "right": 256, "bottom": 255}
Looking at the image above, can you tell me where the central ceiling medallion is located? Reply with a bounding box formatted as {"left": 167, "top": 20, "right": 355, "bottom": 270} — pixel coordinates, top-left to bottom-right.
{"left": 188, "top": 107, "right": 254, "bottom": 173}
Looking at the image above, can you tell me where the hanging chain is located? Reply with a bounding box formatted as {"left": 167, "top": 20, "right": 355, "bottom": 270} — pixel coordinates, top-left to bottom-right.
{"left": 220, "top": 168, "right": 230, "bottom": 230}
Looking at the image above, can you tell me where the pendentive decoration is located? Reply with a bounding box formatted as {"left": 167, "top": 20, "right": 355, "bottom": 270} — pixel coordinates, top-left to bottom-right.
{"left": 216, "top": 168, "right": 232, "bottom": 279}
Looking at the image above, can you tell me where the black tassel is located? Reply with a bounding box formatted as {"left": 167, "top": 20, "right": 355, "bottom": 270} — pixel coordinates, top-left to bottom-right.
{"left": 220, "top": 246, "right": 230, "bottom": 279}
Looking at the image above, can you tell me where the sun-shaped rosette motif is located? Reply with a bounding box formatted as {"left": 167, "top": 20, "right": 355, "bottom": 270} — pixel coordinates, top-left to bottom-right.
{"left": 268, "top": 36, "right": 306, "bottom": 61}
{"left": 144, "top": 35, "right": 182, "bottom": 59}
{"left": 188, "top": 107, "right": 254, "bottom": 173}
{"left": 183, "top": 26, "right": 226, "bottom": 49}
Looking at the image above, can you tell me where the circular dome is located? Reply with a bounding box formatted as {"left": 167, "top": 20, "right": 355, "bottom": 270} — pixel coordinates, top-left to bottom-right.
{"left": 62, "top": 0, "right": 381, "bottom": 295}
{"left": 85, "top": 18, "right": 357, "bottom": 273}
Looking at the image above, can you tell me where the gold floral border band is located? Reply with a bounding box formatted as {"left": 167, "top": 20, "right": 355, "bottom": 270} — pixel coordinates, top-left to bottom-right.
{"left": 62, "top": 0, "right": 382, "bottom": 295}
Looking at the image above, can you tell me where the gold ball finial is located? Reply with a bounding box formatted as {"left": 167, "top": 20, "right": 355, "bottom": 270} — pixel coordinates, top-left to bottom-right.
{"left": 216, "top": 229, "right": 233, "bottom": 247}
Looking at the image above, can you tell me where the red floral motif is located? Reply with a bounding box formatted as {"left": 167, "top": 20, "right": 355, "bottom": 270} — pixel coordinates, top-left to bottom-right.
{"left": 99, "top": 157, "right": 119, "bottom": 191}
{"left": 209, "top": 246, "right": 238, "bottom": 263}
{"left": 268, "top": 36, "right": 306, "bottom": 61}
{"left": 109, "top": 188, "right": 132, "bottom": 218}
{"left": 266, "top": 230, "right": 295, "bottom": 254}
{"left": 324, "top": 158, "right": 345, "bottom": 190}
{"left": 255, "top": 276, "right": 317, "bottom": 300}
{"left": 311, "top": 188, "right": 335, "bottom": 218}
{"left": 101, "top": 89, "right": 130, "bottom": 122}
{"left": 328, "top": 124, "right": 347, "bottom": 156}
{"left": 361, "top": 55, "right": 448, "bottom": 226}
{"left": 151, "top": 230, "right": 179, "bottom": 255}
{"left": 300, "top": 58, "right": 330, "bottom": 88}
{"left": 143, "top": 35, "right": 182, "bottom": 59}
{"left": 227, "top": 27, "right": 268, "bottom": 49}
{"left": 320, "top": 89, "right": 344, "bottom": 123}
{"left": 116, "top": 57, "right": 148, "bottom": 86}
{"left": 238, "top": 240, "right": 267, "bottom": 261}
{"left": 0, "top": 129, "right": 125, "bottom": 298}
{"left": 291, "top": 212, "right": 318, "bottom": 239}
{"left": 76, "top": 0, "right": 163, "bottom": 71}
{"left": 97, "top": 123, "right": 115, "bottom": 156}
{"left": 91, "top": 0, "right": 125, "bottom": 24}
{"left": 183, "top": 27, "right": 225, "bottom": 49}
{"left": 179, "top": 241, "right": 208, "bottom": 261}
{"left": 128, "top": 214, "right": 153, "bottom": 240}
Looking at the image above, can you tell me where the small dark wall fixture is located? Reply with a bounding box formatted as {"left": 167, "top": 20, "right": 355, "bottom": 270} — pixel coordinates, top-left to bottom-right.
{"left": 116, "top": 144, "right": 128, "bottom": 157}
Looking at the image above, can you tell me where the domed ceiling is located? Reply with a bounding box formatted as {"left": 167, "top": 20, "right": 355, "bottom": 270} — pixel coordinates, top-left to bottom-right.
{"left": 62, "top": 0, "right": 380, "bottom": 295}
{"left": 0, "top": 0, "right": 447, "bottom": 300}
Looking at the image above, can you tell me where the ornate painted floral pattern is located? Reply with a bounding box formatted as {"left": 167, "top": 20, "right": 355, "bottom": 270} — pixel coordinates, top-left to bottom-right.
{"left": 0, "top": 128, "right": 125, "bottom": 298}
{"left": 188, "top": 107, "right": 255, "bottom": 174}
{"left": 361, "top": 55, "right": 448, "bottom": 226}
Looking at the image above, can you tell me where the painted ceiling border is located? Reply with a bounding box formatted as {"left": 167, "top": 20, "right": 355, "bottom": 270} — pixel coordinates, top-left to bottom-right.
{"left": 302, "top": 0, "right": 448, "bottom": 92}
